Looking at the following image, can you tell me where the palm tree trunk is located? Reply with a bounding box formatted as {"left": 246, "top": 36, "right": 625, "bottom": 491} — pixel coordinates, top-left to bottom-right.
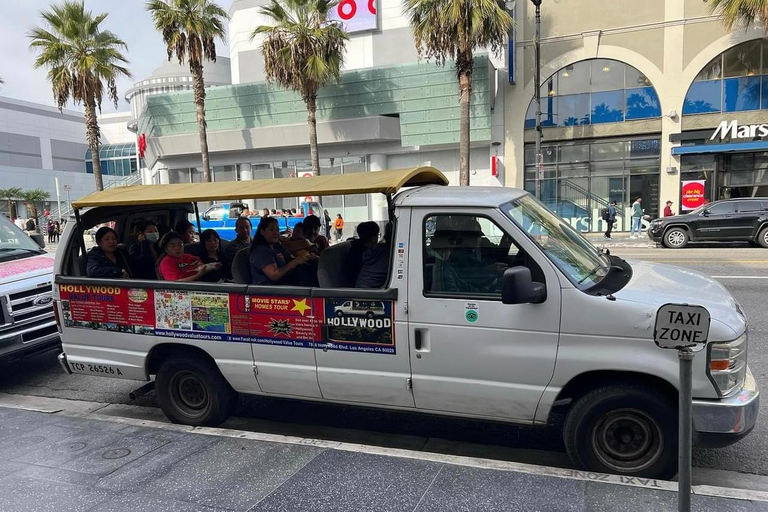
{"left": 84, "top": 101, "right": 104, "bottom": 191}
{"left": 458, "top": 68, "right": 472, "bottom": 187}
{"left": 307, "top": 95, "right": 320, "bottom": 175}
{"left": 191, "top": 60, "right": 212, "bottom": 182}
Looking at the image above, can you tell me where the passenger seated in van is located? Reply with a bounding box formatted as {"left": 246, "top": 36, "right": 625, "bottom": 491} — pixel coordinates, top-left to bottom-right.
{"left": 346, "top": 221, "right": 376, "bottom": 285}
{"left": 302, "top": 215, "right": 329, "bottom": 254}
{"left": 128, "top": 220, "right": 159, "bottom": 280}
{"left": 175, "top": 220, "right": 197, "bottom": 244}
{"left": 158, "top": 232, "right": 219, "bottom": 282}
{"left": 250, "top": 217, "right": 314, "bottom": 286}
{"left": 430, "top": 230, "right": 483, "bottom": 293}
{"left": 87, "top": 227, "right": 132, "bottom": 279}
{"left": 355, "top": 222, "right": 391, "bottom": 289}
{"left": 197, "top": 229, "right": 225, "bottom": 282}
{"left": 223, "top": 217, "right": 252, "bottom": 277}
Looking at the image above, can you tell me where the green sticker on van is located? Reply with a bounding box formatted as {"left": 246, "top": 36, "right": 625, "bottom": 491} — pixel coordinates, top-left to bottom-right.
{"left": 465, "top": 310, "right": 478, "bottom": 323}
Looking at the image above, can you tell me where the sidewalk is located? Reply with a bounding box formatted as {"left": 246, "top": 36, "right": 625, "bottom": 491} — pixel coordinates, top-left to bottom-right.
{"left": 0, "top": 404, "right": 765, "bottom": 511}
{"left": 583, "top": 231, "right": 658, "bottom": 249}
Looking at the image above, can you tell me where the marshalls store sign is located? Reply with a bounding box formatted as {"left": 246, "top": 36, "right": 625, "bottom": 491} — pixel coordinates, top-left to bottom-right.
{"left": 711, "top": 120, "right": 768, "bottom": 141}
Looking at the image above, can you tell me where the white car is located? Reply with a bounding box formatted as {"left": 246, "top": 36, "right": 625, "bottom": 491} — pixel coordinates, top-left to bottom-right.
{"left": 334, "top": 301, "right": 385, "bottom": 318}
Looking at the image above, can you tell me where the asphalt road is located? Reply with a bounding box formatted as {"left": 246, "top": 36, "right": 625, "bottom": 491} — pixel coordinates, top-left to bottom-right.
{"left": 1, "top": 245, "right": 766, "bottom": 478}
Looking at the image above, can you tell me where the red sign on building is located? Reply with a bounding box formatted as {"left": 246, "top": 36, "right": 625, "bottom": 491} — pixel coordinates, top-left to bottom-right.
{"left": 681, "top": 180, "right": 706, "bottom": 211}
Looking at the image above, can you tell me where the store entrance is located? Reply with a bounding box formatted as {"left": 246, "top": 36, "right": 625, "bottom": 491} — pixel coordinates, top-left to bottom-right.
{"left": 680, "top": 152, "right": 768, "bottom": 210}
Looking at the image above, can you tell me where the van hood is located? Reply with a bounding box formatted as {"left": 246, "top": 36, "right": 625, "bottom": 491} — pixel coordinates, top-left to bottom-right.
{"left": 0, "top": 253, "right": 55, "bottom": 286}
{"left": 613, "top": 260, "right": 745, "bottom": 341}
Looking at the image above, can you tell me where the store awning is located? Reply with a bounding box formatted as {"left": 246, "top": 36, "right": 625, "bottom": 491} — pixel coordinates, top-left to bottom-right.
{"left": 672, "top": 140, "right": 768, "bottom": 155}
{"left": 72, "top": 166, "right": 448, "bottom": 209}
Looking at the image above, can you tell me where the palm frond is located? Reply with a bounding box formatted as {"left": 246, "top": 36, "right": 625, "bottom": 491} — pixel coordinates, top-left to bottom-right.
{"left": 708, "top": 0, "right": 768, "bottom": 30}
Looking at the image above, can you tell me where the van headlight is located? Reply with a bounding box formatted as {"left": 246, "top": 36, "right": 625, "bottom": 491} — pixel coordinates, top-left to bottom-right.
{"left": 708, "top": 332, "right": 748, "bottom": 397}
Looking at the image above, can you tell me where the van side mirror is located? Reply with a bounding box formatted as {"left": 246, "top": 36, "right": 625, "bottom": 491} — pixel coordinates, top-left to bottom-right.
{"left": 501, "top": 267, "right": 546, "bottom": 305}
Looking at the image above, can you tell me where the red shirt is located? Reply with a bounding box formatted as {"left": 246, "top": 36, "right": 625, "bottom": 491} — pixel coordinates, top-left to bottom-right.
{"left": 159, "top": 253, "right": 203, "bottom": 281}
{"left": 663, "top": 205, "right": 674, "bottom": 217}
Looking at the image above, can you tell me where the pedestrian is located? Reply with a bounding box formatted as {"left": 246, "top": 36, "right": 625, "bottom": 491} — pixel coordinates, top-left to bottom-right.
{"left": 54, "top": 221, "right": 61, "bottom": 243}
{"left": 604, "top": 201, "right": 617, "bottom": 239}
{"left": 47, "top": 220, "right": 55, "bottom": 243}
{"left": 630, "top": 197, "right": 643, "bottom": 239}
{"left": 663, "top": 200, "right": 675, "bottom": 217}
{"left": 323, "top": 210, "right": 331, "bottom": 238}
{"left": 25, "top": 217, "right": 36, "bottom": 234}
{"left": 333, "top": 213, "right": 344, "bottom": 242}
{"left": 262, "top": 208, "right": 270, "bottom": 218}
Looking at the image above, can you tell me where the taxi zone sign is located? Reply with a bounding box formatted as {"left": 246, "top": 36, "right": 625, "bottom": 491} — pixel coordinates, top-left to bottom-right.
{"left": 654, "top": 304, "right": 710, "bottom": 351}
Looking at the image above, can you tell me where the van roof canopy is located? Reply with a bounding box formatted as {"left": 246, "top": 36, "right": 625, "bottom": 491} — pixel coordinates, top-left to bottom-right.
{"left": 72, "top": 166, "right": 448, "bottom": 209}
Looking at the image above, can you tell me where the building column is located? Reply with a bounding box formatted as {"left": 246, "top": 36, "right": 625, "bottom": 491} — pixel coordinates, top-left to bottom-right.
{"left": 368, "top": 154, "right": 389, "bottom": 223}
{"left": 660, "top": 0, "right": 685, "bottom": 214}
{"left": 158, "top": 166, "right": 170, "bottom": 185}
{"left": 239, "top": 164, "right": 256, "bottom": 210}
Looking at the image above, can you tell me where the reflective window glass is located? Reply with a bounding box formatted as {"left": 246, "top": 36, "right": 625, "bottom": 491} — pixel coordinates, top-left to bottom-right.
{"left": 591, "top": 60, "right": 624, "bottom": 92}
{"left": 342, "top": 157, "right": 366, "bottom": 173}
{"left": 525, "top": 97, "right": 556, "bottom": 128}
{"left": 591, "top": 90, "right": 624, "bottom": 124}
{"left": 683, "top": 81, "right": 721, "bottom": 114}
{"left": 626, "top": 67, "right": 652, "bottom": 88}
{"left": 723, "top": 40, "right": 762, "bottom": 78}
{"left": 560, "top": 144, "right": 589, "bottom": 163}
{"left": 628, "top": 139, "right": 661, "bottom": 158}
{"left": 558, "top": 94, "right": 590, "bottom": 126}
{"left": 557, "top": 61, "right": 590, "bottom": 95}
{"left": 251, "top": 163, "right": 273, "bottom": 180}
{"left": 695, "top": 56, "right": 722, "bottom": 81}
{"left": 723, "top": 76, "right": 761, "bottom": 111}
{"left": 591, "top": 142, "right": 625, "bottom": 161}
{"left": 625, "top": 87, "right": 661, "bottom": 119}
{"left": 707, "top": 202, "right": 736, "bottom": 214}
{"left": 274, "top": 161, "right": 295, "bottom": 179}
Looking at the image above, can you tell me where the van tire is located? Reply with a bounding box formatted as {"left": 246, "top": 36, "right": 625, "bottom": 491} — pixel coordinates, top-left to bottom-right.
{"left": 758, "top": 227, "right": 768, "bottom": 248}
{"left": 663, "top": 227, "right": 689, "bottom": 249}
{"left": 155, "top": 355, "right": 237, "bottom": 427}
{"left": 563, "top": 384, "right": 677, "bottom": 479}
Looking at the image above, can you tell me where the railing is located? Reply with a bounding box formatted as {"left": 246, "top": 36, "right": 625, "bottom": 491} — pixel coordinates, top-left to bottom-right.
{"left": 49, "top": 171, "right": 142, "bottom": 221}
{"left": 559, "top": 179, "right": 624, "bottom": 219}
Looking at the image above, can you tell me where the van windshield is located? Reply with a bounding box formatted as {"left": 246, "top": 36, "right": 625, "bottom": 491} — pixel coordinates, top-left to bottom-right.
{"left": 503, "top": 195, "right": 608, "bottom": 288}
{"left": 0, "top": 215, "right": 45, "bottom": 261}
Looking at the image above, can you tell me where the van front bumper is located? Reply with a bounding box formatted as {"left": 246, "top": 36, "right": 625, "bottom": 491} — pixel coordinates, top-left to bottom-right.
{"left": 693, "top": 367, "right": 759, "bottom": 448}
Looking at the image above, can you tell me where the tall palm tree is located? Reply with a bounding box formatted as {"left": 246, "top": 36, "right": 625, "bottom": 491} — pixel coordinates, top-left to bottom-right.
{"left": 20, "top": 189, "right": 51, "bottom": 225}
{"left": 0, "top": 187, "right": 23, "bottom": 219}
{"left": 253, "top": 0, "right": 348, "bottom": 175}
{"left": 29, "top": 1, "right": 131, "bottom": 192}
{"left": 708, "top": 0, "right": 768, "bottom": 29}
{"left": 405, "top": 0, "right": 512, "bottom": 186}
{"left": 147, "top": 0, "right": 228, "bottom": 183}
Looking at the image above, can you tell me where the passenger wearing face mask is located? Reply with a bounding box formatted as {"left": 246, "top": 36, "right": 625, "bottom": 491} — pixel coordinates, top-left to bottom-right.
{"left": 129, "top": 220, "right": 160, "bottom": 280}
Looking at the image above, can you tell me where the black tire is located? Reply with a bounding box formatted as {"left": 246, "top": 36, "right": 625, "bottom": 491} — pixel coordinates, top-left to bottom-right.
{"left": 758, "top": 227, "right": 768, "bottom": 248}
{"left": 563, "top": 384, "right": 677, "bottom": 479}
{"left": 663, "top": 227, "right": 689, "bottom": 249}
{"left": 155, "top": 355, "right": 237, "bottom": 427}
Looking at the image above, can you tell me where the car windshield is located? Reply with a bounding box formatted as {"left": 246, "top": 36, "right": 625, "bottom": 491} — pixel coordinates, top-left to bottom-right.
{"left": 0, "top": 215, "right": 44, "bottom": 259}
{"left": 503, "top": 195, "right": 609, "bottom": 288}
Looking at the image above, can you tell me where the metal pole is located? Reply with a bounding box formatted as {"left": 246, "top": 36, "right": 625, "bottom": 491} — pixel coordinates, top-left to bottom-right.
{"left": 66, "top": 190, "right": 71, "bottom": 212}
{"left": 55, "top": 177, "right": 62, "bottom": 221}
{"left": 678, "top": 348, "right": 694, "bottom": 512}
{"left": 532, "top": 0, "right": 543, "bottom": 200}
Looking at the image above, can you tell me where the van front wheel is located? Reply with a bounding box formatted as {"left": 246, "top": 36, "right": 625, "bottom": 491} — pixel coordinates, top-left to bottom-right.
{"left": 155, "top": 355, "right": 237, "bottom": 427}
{"left": 563, "top": 385, "right": 676, "bottom": 479}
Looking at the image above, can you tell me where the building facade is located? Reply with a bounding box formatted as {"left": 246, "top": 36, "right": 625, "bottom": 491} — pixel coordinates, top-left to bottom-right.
{"left": 506, "top": 0, "right": 768, "bottom": 232}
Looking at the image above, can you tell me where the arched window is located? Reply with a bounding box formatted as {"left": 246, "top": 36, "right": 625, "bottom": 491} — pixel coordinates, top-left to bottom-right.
{"left": 683, "top": 39, "right": 766, "bottom": 114}
{"left": 85, "top": 143, "right": 138, "bottom": 177}
{"left": 525, "top": 59, "right": 661, "bottom": 128}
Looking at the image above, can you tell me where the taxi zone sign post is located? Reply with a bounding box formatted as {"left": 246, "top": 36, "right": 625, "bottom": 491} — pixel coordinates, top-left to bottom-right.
{"left": 654, "top": 304, "right": 711, "bottom": 512}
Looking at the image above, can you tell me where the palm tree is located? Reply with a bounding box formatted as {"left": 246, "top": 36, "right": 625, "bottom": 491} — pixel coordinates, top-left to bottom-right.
{"left": 253, "top": 0, "right": 348, "bottom": 175}
{"left": 0, "top": 187, "right": 23, "bottom": 219}
{"left": 405, "top": 0, "right": 512, "bottom": 186}
{"left": 20, "top": 189, "right": 51, "bottom": 225}
{"left": 29, "top": 1, "right": 131, "bottom": 192}
{"left": 147, "top": 0, "right": 228, "bottom": 183}
{"left": 708, "top": 0, "right": 768, "bottom": 29}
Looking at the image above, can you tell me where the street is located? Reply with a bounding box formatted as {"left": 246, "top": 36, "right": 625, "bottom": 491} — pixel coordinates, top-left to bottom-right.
{"left": 0, "top": 244, "right": 766, "bottom": 483}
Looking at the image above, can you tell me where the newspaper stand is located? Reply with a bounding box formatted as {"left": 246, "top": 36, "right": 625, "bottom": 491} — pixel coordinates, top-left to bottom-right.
{"left": 653, "top": 303, "right": 711, "bottom": 512}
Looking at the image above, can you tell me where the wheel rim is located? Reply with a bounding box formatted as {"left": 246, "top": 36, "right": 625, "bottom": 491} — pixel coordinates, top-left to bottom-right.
{"left": 763, "top": 230, "right": 768, "bottom": 245}
{"left": 169, "top": 371, "right": 210, "bottom": 419}
{"left": 667, "top": 230, "right": 685, "bottom": 247}
{"left": 592, "top": 408, "right": 663, "bottom": 473}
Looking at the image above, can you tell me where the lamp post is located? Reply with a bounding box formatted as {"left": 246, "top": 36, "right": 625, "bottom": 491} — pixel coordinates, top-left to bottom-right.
{"left": 531, "top": 0, "right": 542, "bottom": 199}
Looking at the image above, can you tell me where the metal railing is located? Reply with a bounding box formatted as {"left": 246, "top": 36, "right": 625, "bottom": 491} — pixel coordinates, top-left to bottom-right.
{"left": 49, "top": 171, "right": 142, "bottom": 221}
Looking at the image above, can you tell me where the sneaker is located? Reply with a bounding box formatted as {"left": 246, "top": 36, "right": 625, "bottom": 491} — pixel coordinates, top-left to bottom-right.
{"left": 630, "top": 235, "right": 636, "bottom": 239}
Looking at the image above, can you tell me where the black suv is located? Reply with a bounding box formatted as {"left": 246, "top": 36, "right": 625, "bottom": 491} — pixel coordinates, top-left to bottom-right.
{"left": 648, "top": 198, "right": 768, "bottom": 248}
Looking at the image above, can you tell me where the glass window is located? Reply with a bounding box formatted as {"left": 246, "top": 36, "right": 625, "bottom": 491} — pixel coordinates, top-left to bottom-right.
{"left": 707, "top": 202, "right": 736, "bottom": 214}
{"left": 723, "top": 76, "right": 761, "bottom": 111}
{"left": 681, "top": 154, "right": 715, "bottom": 172}
{"left": 558, "top": 94, "right": 590, "bottom": 126}
{"left": 322, "top": 195, "right": 343, "bottom": 209}
{"left": 525, "top": 97, "right": 556, "bottom": 128}
{"left": 560, "top": 144, "right": 589, "bottom": 163}
{"left": 342, "top": 157, "right": 366, "bottom": 173}
{"left": 761, "top": 76, "right": 768, "bottom": 110}
{"left": 344, "top": 194, "right": 368, "bottom": 207}
{"left": 591, "top": 60, "right": 624, "bottom": 92}
{"left": 591, "top": 141, "right": 625, "bottom": 161}
{"left": 695, "top": 56, "right": 722, "bottom": 81}
{"left": 625, "top": 87, "right": 661, "bottom": 119}
{"left": 626, "top": 67, "right": 652, "bottom": 88}
{"left": 723, "top": 40, "right": 762, "bottom": 78}
{"left": 556, "top": 61, "right": 590, "bottom": 96}
{"left": 683, "top": 81, "right": 721, "bottom": 114}
{"left": 214, "top": 165, "right": 237, "bottom": 182}
{"left": 274, "top": 161, "right": 295, "bottom": 179}
{"left": 190, "top": 168, "right": 204, "bottom": 183}
{"left": 737, "top": 200, "right": 764, "bottom": 212}
{"left": 628, "top": 139, "right": 660, "bottom": 158}
{"left": 558, "top": 163, "right": 589, "bottom": 178}
{"left": 591, "top": 90, "right": 624, "bottom": 124}
{"left": 251, "top": 163, "right": 273, "bottom": 180}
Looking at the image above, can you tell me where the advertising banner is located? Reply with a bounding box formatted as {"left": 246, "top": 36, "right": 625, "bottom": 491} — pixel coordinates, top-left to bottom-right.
{"left": 328, "top": 0, "right": 377, "bottom": 33}
{"left": 681, "top": 180, "right": 706, "bottom": 211}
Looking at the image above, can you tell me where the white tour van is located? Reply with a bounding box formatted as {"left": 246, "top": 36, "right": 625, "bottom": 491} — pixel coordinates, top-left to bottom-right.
{"left": 53, "top": 167, "right": 757, "bottom": 479}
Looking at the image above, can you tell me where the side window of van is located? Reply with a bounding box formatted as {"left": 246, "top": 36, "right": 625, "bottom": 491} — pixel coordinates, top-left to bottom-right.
{"left": 423, "top": 214, "right": 542, "bottom": 297}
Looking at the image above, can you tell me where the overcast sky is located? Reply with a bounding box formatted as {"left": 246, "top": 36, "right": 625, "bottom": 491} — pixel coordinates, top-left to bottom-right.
{"left": 0, "top": 0, "right": 231, "bottom": 114}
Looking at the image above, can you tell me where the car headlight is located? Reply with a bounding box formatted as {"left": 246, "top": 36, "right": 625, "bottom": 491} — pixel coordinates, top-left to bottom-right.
{"left": 708, "top": 332, "right": 748, "bottom": 397}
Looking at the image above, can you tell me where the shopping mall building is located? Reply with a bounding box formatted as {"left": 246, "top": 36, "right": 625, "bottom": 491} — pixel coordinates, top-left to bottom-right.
{"left": 137, "top": 0, "right": 768, "bottom": 230}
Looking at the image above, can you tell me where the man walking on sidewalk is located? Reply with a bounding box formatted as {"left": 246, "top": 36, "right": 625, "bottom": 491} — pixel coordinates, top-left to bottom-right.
{"left": 604, "top": 201, "right": 617, "bottom": 238}
{"left": 629, "top": 197, "right": 643, "bottom": 239}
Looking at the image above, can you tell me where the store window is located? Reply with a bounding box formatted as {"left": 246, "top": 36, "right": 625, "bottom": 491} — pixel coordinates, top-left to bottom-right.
{"left": 684, "top": 39, "right": 768, "bottom": 115}
{"left": 525, "top": 59, "right": 661, "bottom": 129}
{"left": 85, "top": 143, "right": 138, "bottom": 177}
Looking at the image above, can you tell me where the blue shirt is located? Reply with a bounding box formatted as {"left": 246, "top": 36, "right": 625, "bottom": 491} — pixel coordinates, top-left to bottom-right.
{"left": 249, "top": 243, "right": 292, "bottom": 285}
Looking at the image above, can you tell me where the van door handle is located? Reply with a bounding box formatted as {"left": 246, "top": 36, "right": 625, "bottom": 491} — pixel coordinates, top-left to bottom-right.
{"left": 414, "top": 330, "right": 422, "bottom": 350}
{"left": 413, "top": 329, "right": 430, "bottom": 353}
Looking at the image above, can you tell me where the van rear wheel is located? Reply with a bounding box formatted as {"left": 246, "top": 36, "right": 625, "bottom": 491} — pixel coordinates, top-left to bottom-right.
{"left": 563, "top": 384, "right": 676, "bottom": 479}
{"left": 155, "top": 355, "right": 237, "bottom": 427}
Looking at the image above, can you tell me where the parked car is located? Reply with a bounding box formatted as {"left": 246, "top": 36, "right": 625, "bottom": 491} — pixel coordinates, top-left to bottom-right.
{"left": 0, "top": 214, "right": 59, "bottom": 363}
{"left": 200, "top": 201, "right": 323, "bottom": 240}
{"left": 648, "top": 198, "right": 768, "bottom": 248}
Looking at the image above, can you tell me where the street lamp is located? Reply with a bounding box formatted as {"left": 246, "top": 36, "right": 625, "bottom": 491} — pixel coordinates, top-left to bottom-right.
{"left": 531, "top": 0, "right": 542, "bottom": 200}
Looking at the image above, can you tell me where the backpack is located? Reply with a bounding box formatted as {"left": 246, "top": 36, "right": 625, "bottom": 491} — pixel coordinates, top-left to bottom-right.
{"left": 26, "top": 219, "right": 35, "bottom": 231}
{"left": 601, "top": 208, "right": 610, "bottom": 221}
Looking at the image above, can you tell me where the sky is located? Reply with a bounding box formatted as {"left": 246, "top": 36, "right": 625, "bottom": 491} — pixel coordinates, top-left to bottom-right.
{"left": 0, "top": 0, "right": 231, "bottom": 114}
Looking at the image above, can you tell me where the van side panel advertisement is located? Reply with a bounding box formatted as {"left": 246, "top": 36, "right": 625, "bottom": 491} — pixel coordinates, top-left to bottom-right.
{"left": 58, "top": 285, "right": 395, "bottom": 354}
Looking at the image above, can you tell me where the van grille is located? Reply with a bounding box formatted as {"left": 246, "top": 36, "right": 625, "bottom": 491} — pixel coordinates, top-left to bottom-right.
{"left": 0, "top": 283, "right": 56, "bottom": 344}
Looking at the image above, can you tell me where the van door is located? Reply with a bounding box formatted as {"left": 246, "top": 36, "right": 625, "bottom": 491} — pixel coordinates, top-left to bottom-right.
{"left": 313, "top": 210, "right": 415, "bottom": 408}
{"left": 406, "top": 208, "right": 561, "bottom": 422}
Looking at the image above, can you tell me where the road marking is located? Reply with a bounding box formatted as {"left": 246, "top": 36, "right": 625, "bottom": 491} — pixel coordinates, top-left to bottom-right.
{"left": 711, "top": 276, "right": 768, "bottom": 279}
{"left": 0, "top": 393, "right": 767, "bottom": 502}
